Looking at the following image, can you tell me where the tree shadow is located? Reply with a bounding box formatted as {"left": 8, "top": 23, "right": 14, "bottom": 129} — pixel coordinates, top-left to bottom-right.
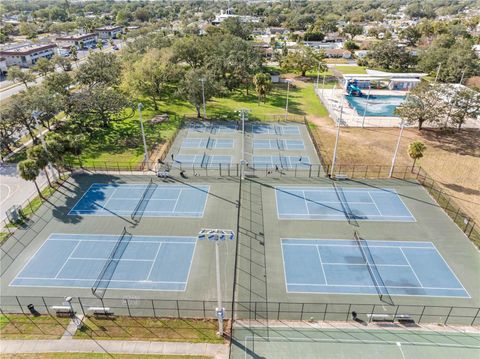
{"left": 419, "top": 129, "right": 480, "bottom": 157}
{"left": 440, "top": 182, "right": 480, "bottom": 198}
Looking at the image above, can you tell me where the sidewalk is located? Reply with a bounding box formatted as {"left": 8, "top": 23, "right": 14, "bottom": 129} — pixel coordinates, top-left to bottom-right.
{"left": 0, "top": 339, "right": 229, "bottom": 358}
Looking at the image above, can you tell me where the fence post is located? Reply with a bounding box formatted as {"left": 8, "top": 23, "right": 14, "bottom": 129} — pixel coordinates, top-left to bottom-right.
{"left": 300, "top": 303, "right": 304, "bottom": 321}
{"left": 203, "top": 301, "right": 206, "bottom": 319}
{"left": 323, "top": 304, "right": 328, "bottom": 321}
{"left": 277, "top": 302, "right": 281, "bottom": 320}
{"left": 444, "top": 307, "right": 454, "bottom": 325}
{"left": 176, "top": 300, "right": 180, "bottom": 318}
{"left": 15, "top": 296, "right": 25, "bottom": 314}
{"left": 346, "top": 304, "right": 351, "bottom": 321}
{"left": 471, "top": 307, "right": 480, "bottom": 326}
{"left": 453, "top": 208, "right": 461, "bottom": 223}
{"left": 42, "top": 297, "right": 51, "bottom": 316}
{"left": 369, "top": 305, "right": 376, "bottom": 323}
{"left": 418, "top": 306, "right": 426, "bottom": 323}
{"left": 126, "top": 299, "right": 131, "bottom": 316}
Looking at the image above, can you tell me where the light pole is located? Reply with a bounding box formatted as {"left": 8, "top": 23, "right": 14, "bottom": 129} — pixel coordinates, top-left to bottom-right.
{"left": 330, "top": 102, "right": 343, "bottom": 178}
{"left": 199, "top": 78, "right": 207, "bottom": 119}
{"left": 32, "top": 111, "right": 57, "bottom": 182}
{"left": 321, "top": 72, "right": 326, "bottom": 96}
{"left": 434, "top": 62, "right": 442, "bottom": 83}
{"left": 137, "top": 103, "right": 149, "bottom": 169}
{"left": 238, "top": 109, "right": 249, "bottom": 180}
{"left": 389, "top": 117, "right": 405, "bottom": 178}
{"left": 284, "top": 79, "right": 292, "bottom": 121}
{"left": 315, "top": 62, "right": 321, "bottom": 90}
{"left": 361, "top": 86, "right": 371, "bottom": 127}
{"left": 198, "top": 229, "right": 235, "bottom": 337}
{"left": 65, "top": 296, "right": 83, "bottom": 329}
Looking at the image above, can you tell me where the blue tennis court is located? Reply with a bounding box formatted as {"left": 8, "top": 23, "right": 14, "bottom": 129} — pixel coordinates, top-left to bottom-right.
{"left": 187, "top": 122, "right": 237, "bottom": 133}
{"left": 10, "top": 234, "right": 196, "bottom": 291}
{"left": 181, "top": 138, "right": 234, "bottom": 149}
{"left": 253, "top": 139, "right": 305, "bottom": 150}
{"left": 252, "top": 156, "right": 311, "bottom": 169}
{"left": 281, "top": 239, "right": 469, "bottom": 298}
{"left": 69, "top": 183, "right": 208, "bottom": 217}
{"left": 174, "top": 154, "right": 232, "bottom": 167}
{"left": 251, "top": 124, "right": 300, "bottom": 135}
{"left": 276, "top": 186, "right": 415, "bottom": 221}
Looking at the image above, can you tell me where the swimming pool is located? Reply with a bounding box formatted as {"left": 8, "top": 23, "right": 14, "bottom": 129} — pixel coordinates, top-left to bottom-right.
{"left": 345, "top": 95, "right": 405, "bottom": 117}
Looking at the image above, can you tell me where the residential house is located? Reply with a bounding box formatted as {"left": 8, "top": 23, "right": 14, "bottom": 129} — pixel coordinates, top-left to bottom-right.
{"left": 325, "top": 48, "right": 352, "bottom": 59}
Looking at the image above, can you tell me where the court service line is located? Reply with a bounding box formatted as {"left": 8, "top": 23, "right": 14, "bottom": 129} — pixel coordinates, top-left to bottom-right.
{"left": 315, "top": 246, "right": 328, "bottom": 285}
{"left": 54, "top": 241, "right": 81, "bottom": 279}
{"left": 398, "top": 248, "right": 425, "bottom": 288}
{"left": 367, "top": 192, "right": 384, "bottom": 216}
{"left": 146, "top": 243, "right": 162, "bottom": 281}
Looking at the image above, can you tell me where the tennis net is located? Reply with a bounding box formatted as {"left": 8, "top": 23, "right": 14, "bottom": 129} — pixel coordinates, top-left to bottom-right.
{"left": 131, "top": 179, "right": 157, "bottom": 221}
{"left": 92, "top": 227, "right": 132, "bottom": 299}
{"left": 333, "top": 184, "right": 357, "bottom": 226}
{"left": 206, "top": 137, "right": 212, "bottom": 149}
{"left": 200, "top": 153, "right": 209, "bottom": 168}
{"left": 277, "top": 139, "right": 284, "bottom": 150}
{"left": 279, "top": 156, "right": 288, "bottom": 169}
{"left": 354, "top": 230, "right": 393, "bottom": 305}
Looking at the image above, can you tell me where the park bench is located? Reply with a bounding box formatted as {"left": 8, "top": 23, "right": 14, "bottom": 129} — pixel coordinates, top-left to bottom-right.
{"left": 334, "top": 174, "right": 349, "bottom": 180}
{"left": 394, "top": 314, "right": 414, "bottom": 324}
{"left": 367, "top": 314, "right": 394, "bottom": 323}
{"left": 87, "top": 307, "right": 114, "bottom": 318}
{"left": 50, "top": 305, "right": 73, "bottom": 317}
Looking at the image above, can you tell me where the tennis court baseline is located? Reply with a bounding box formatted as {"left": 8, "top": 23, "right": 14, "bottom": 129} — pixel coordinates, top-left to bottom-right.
{"left": 187, "top": 122, "right": 237, "bottom": 133}
{"left": 250, "top": 124, "right": 301, "bottom": 135}
{"left": 282, "top": 239, "right": 469, "bottom": 298}
{"left": 69, "top": 183, "right": 209, "bottom": 217}
{"left": 252, "top": 156, "right": 311, "bottom": 169}
{"left": 174, "top": 154, "right": 232, "bottom": 167}
{"left": 253, "top": 139, "right": 305, "bottom": 150}
{"left": 11, "top": 234, "right": 196, "bottom": 291}
{"left": 275, "top": 186, "right": 415, "bottom": 221}
{"left": 181, "top": 138, "right": 234, "bottom": 149}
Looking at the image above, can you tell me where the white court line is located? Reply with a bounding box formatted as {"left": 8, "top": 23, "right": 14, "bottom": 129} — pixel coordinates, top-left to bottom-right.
{"left": 399, "top": 247, "right": 425, "bottom": 288}
{"left": 100, "top": 187, "right": 118, "bottom": 209}
{"left": 285, "top": 282, "right": 464, "bottom": 290}
{"left": 15, "top": 276, "right": 186, "bottom": 284}
{"left": 430, "top": 246, "right": 471, "bottom": 297}
{"left": 322, "top": 262, "right": 411, "bottom": 267}
{"left": 367, "top": 192, "right": 383, "bottom": 216}
{"left": 146, "top": 243, "right": 162, "bottom": 281}
{"left": 69, "top": 257, "right": 154, "bottom": 262}
{"left": 54, "top": 241, "right": 81, "bottom": 279}
{"left": 68, "top": 183, "right": 95, "bottom": 215}
{"left": 315, "top": 245, "right": 328, "bottom": 285}
{"left": 282, "top": 243, "right": 435, "bottom": 249}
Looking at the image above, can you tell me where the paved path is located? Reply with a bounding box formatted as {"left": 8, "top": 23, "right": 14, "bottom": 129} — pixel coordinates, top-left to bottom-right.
{"left": 0, "top": 339, "right": 229, "bottom": 358}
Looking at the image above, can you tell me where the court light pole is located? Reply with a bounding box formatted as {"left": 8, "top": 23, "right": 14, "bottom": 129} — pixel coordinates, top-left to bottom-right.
{"left": 238, "top": 109, "right": 249, "bottom": 180}
{"left": 32, "top": 111, "right": 57, "bottom": 182}
{"left": 361, "top": 86, "right": 371, "bottom": 128}
{"left": 199, "top": 78, "right": 207, "bottom": 119}
{"left": 389, "top": 117, "right": 405, "bottom": 178}
{"left": 137, "top": 103, "right": 149, "bottom": 169}
{"left": 330, "top": 102, "right": 343, "bottom": 178}
{"left": 321, "top": 72, "right": 326, "bottom": 96}
{"left": 315, "top": 62, "right": 321, "bottom": 90}
{"left": 284, "top": 79, "right": 292, "bottom": 121}
{"left": 198, "top": 229, "right": 235, "bottom": 337}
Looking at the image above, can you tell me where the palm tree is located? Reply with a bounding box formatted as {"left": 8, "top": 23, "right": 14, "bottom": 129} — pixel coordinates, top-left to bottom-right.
{"left": 407, "top": 141, "right": 426, "bottom": 171}
{"left": 18, "top": 159, "right": 42, "bottom": 197}
{"left": 27, "top": 145, "right": 52, "bottom": 187}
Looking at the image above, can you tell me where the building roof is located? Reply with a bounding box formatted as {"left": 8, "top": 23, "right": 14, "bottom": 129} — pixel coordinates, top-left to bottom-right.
{"left": 0, "top": 43, "right": 57, "bottom": 56}
{"left": 56, "top": 33, "right": 96, "bottom": 41}
{"left": 325, "top": 49, "right": 351, "bottom": 55}
{"left": 95, "top": 26, "right": 122, "bottom": 31}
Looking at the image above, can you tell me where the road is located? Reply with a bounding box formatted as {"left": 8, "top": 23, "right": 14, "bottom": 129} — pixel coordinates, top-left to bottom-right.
{"left": 0, "top": 40, "right": 123, "bottom": 100}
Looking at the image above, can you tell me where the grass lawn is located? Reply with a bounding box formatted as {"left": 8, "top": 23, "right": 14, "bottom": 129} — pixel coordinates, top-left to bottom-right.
{"left": 333, "top": 65, "right": 367, "bottom": 74}
{"left": 75, "top": 317, "right": 224, "bottom": 344}
{"left": 0, "top": 355, "right": 211, "bottom": 359}
{"left": 324, "top": 58, "right": 349, "bottom": 64}
{"left": 0, "top": 314, "right": 70, "bottom": 339}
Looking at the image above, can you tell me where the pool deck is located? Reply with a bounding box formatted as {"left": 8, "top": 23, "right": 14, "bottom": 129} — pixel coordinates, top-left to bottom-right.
{"left": 317, "top": 89, "right": 480, "bottom": 129}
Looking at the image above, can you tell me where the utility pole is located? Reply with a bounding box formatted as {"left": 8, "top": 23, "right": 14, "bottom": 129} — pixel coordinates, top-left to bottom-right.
{"left": 197, "top": 229, "right": 235, "bottom": 337}
{"left": 239, "top": 109, "right": 249, "bottom": 180}
{"left": 361, "top": 86, "right": 371, "bottom": 128}
{"left": 389, "top": 118, "right": 405, "bottom": 178}
{"left": 284, "top": 79, "right": 292, "bottom": 121}
{"left": 199, "top": 78, "right": 207, "bottom": 119}
{"left": 137, "top": 103, "right": 149, "bottom": 169}
{"left": 315, "top": 62, "right": 321, "bottom": 90}
{"left": 330, "top": 102, "right": 343, "bottom": 178}
{"left": 434, "top": 63, "right": 442, "bottom": 83}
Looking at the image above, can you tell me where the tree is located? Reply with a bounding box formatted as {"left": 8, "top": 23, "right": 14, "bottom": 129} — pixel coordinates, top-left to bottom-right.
{"left": 96, "top": 40, "right": 104, "bottom": 50}
{"left": 67, "top": 85, "right": 133, "bottom": 129}
{"left": 19, "top": 22, "right": 38, "bottom": 39}
{"left": 304, "top": 32, "right": 325, "bottom": 42}
{"left": 407, "top": 141, "right": 426, "bottom": 170}
{"left": 344, "top": 40, "right": 359, "bottom": 51}
{"left": 367, "top": 40, "right": 415, "bottom": 71}
{"left": 27, "top": 145, "right": 52, "bottom": 187}
{"left": 123, "top": 48, "right": 178, "bottom": 110}
{"left": 17, "top": 159, "right": 42, "bottom": 197}
{"left": 281, "top": 45, "right": 326, "bottom": 76}
{"left": 399, "top": 26, "right": 421, "bottom": 46}
{"left": 172, "top": 36, "right": 208, "bottom": 69}
{"left": 7, "top": 66, "right": 35, "bottom": 89}
{"left": 342, "top": 24, "right": 363, "bottom": 40}
{"left": 70, "top": 46, "right": 78, "bottom": 67}
{"left": 5, "top": 93, "right": 38, "bottom": 143}
{"left": 450, "top": 87, "right": 480, "bottom": 130}
{"left": 76, "top": 52, "right": 122, "bottom": 88}
{"left": 0, "top": 113, "right": 21, "bottom": 155}
{"left": 32, "top": 58, "right": 55, "bottom": 76}
{"left": 43, "top": 72, "right": 72, "bottom": 97}
{"left": 52, "top": 55, "right": 72, "bottom": 72}
{"left": 253, "top": 73, "right": 272, "bottom": 102}
{"left": 395, "top": 83, "right": 446, "bottom": 130}
{"left": 177, "top": 68, "right": 219, "bottom": 118}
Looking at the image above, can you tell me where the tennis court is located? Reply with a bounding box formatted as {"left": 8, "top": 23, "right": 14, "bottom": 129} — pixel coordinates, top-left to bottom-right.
{"left": 281, "top": 239, "right": 469, "bottom": 298}
{"left": 174, "top": 154, "right": 232, "bottom": 167}
{"left": 69, "top": 183, "right": 209, "bottom": 217}
{"left": 181, "top": 138, "right": 234, "bottom": 149}
{"left": 250, "top": 123, "right": 301, "bottom": 135}
{"left": 275, "top": 186, "right": 415, "bottom": 221}
{"left": 252, "top": 156, "right": 311, "bottom": 169}
{"left": 253, "top": 139, "right": 305, "bottom": 151}
{"left": 187, "top": 122, "right": 237, "bottom": 133}
{"left": 10, "top": 233, "right": 196, "bottom": 291}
